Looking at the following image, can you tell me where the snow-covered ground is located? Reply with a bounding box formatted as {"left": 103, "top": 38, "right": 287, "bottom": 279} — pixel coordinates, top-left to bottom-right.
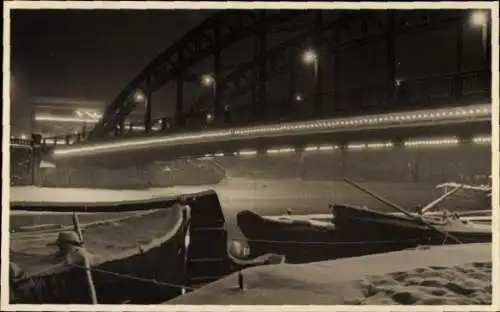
{"left": 168, "top": 243, "right": 492, "bottom": 305}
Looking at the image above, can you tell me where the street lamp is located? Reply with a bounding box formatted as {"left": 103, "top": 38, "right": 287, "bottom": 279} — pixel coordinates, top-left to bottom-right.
{"left": 206, "top": 112, "right": 214, "bottom": 124}
{"left": 302, "top": 49, "right": 319, "bottom": 83}
{"left": 201, "top": 73, "right": 218, "bottom": 123}
{"left": 302, "top": 49, "right": 320, "bottom": 111}
{"left": 470, "top": 10, "right": 487, "bottom": 27}
{"left": 133, "top": 89, "right": 147, "bottom": 104}
{"left": 201, "top": 73, "right": 217, "bottom": 97}
{"left": 469, "top": 10, "right": 488, "bottom": 63}
{"left": 302, "top": 49, "right": 317, "bottom": 65}
{"left": 201, "top": 73, "right": 216, "bottom": 88}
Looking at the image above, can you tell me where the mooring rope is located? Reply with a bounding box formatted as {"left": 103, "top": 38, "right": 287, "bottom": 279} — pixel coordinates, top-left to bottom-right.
{"left": 71, "top": 264, "right": 195, "bottom": 290}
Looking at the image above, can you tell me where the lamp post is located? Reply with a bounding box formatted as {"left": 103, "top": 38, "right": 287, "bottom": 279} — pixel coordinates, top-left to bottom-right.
{"left": 201, "top": 73, "right": 217, "bottom": 125}
{"left": 302, "top": 49, "right": 318, "bottom": 84}
{"left": 470, "top": 10, "right": 489, "bottom": 66}
{"left": 201, "top": 73, "right": 217, "bottom": 96}
{"left": 470, "top": 10, "right": 490, "bottom": 91}
{"left": 302, "top": 49, "right": 320, "bottom": 113}
{"left": 131, "top": 89, "right": 149, "bottom": 132}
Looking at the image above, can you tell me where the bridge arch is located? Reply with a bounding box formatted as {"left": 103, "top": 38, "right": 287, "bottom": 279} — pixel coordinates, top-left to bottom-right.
{"left": 74, "top": 10, "right": 489, "bottom": 143}
{"left": 90, "top": 10, "right": 308, "bottom": 138}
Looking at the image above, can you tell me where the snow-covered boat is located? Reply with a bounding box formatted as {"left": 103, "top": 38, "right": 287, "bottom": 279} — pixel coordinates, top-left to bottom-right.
{"left": 237, "top": 178, "right": 491, "bottom": 264}
{"left": 10, "top": 199, "right": 190, "bottom": 304}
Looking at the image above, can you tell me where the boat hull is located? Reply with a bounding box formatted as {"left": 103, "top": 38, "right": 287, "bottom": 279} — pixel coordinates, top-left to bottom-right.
{"left": 332, "top": 204, "right": 492, "bottom": 244}
{"left": 237, "top": 205, "right": 491, "bottom": 264}
{"left": 10, "top": 205, "right": 189, "bottom": 304}
{"left": 237, "top": 210, "right": 353, "bottom": 263}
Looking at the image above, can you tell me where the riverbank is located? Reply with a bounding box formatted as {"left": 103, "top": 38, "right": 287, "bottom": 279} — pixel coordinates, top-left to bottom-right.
{"left": 168, "top": 243, "right": 491, "bottom": 305}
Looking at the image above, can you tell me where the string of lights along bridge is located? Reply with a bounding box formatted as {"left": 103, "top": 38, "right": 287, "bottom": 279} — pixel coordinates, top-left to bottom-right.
{"left": 204, "top": 135, "right": 491, "bottom": 157}
{"left": 45, "top": 101, "right": 489, "bottom": 156}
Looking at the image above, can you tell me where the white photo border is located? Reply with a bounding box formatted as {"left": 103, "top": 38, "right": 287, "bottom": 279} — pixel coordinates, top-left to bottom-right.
{"left": 2, "top": 1, "right": 499, "bottom": 311}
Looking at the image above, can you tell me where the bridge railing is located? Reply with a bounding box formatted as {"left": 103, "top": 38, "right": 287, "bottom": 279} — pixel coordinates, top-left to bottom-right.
{"left": 10, "top": 138, "right": 34, "bottom": 147}
{"left": 41, "top": 70, "right": 490, "bottom": 148}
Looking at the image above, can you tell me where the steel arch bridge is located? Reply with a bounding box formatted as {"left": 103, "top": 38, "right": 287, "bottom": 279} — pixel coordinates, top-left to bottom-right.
{"left": 55, "top": 9, "right": 490, "bottom": 144}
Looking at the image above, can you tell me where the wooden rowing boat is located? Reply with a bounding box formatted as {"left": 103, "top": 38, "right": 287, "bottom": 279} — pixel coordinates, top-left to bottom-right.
{"left": 237, "top": 210, "right": 342, "bottom": 263}
{"left": 332, "top": 203, "right": 491, "bottom": 244}
{"left": 10, "top": 201, "right": 190, "bottom": 304}
{"left": 237, "top": 205, "right": 491, "bottom": 264}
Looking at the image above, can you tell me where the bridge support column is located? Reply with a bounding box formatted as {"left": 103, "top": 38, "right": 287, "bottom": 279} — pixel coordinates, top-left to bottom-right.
{"left": 332, "top": 27, "right": 340, "bottom": 114}
{"left": 213, "top": 21, "right": 222, "bottom": 124}
{"left": 176, "top": 72, "right": 184, "bottom": 126}
{"left": 118, "top": 119, "right": 124, "bottom": 136}
{"left": 314, "top": 11, "right": 323, "bottom": 115}
{"left": 454, "top": 13, "right": 464, "bottom": 100}
{"left": 339, "top": 145, "right": 347, "bottom": 179}
{"left": 161, "top": 117, "right": 169, "bottom": 131}
{"left": 288, "top": 51, "right": 297, "bottom": 117}
{"left": 256, "top": 12, "right": 267, "bottom": 120}
{"left": 31, "top": 134, "right": 43, "bottom": 186}
{"left": 386, "top": 11, "right": 396, "bottom": 103}
{"left": 251, "top": 68, "right": 258, "bottom": 119}
{"left": 145, "top": 78, "right": 153, "bottom": 133}
{"left": 485, "top": 17, "right": 491, "bottom": 71}
{"left": 484, "top": 13, "right": 491, "bottom": 90}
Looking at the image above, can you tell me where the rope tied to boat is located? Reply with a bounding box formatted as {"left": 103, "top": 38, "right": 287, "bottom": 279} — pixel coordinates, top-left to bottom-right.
{"left": 70, "top": 264, "right": 196, "bottom": 291}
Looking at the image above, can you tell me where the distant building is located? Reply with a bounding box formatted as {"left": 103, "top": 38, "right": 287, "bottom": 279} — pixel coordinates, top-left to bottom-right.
{"left": 30, "top": 96, "right": 147, "bottom": 138}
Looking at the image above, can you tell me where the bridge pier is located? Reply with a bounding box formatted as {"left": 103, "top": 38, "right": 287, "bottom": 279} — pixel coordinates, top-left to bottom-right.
{"left": 485, "top": 14, "right": 491, "bottom": 72}
{"left": 314, "top": 11, "right": 323, "bottom": 115}
{"left": 31, "top": 134, "right": 43, "bottom": 186}
{"left": 332, "top": 27, "right": 340, "bottom": 114}
{"left": 118, "top": 120, "right": 124, "bottom": 136}
{"left": 176, "top": 62, "right": 185, "bottom": 126}
{"left": 483, "top": 12, "right": 491, "bottom": 90}
{"left": 288, "top": 50, "right": 297, "bottom": 118}
{"left": 455, "top": 12, "right": 464, "bottom": 100}
{"left": 144, "top": 77, "right": 153, "bottom": 133}
{"left": 256, "top": 11, "right": 268, "bottom": 120}
{"left": 386, "top": 11, "right": 396, "bottom": 103}
{"left": 213, "top": 20, "right": 222, "bottom": 124}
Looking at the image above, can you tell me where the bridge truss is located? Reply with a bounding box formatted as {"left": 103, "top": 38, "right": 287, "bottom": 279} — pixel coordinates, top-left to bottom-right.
{"left": 52, "top": 9, "right": 490, "bottom": 144}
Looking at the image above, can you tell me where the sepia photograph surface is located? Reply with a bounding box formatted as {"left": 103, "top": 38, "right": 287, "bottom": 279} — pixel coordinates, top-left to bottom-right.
{"left": 2, "top": 1, "right": 499, "bottom": 311}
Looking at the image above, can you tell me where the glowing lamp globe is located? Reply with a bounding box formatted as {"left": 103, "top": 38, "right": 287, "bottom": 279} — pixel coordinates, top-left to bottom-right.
{"left": 133, "top": 90, "right": 146, "bottom": 103}
{"left": 302, "top": 50, "right": 317, "bottom": 64}
{"left": 471, "top": 11, "right": 487, "bottom": 27}
{"left": 201, "top": 74, "right": 215, "bottom": 87}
